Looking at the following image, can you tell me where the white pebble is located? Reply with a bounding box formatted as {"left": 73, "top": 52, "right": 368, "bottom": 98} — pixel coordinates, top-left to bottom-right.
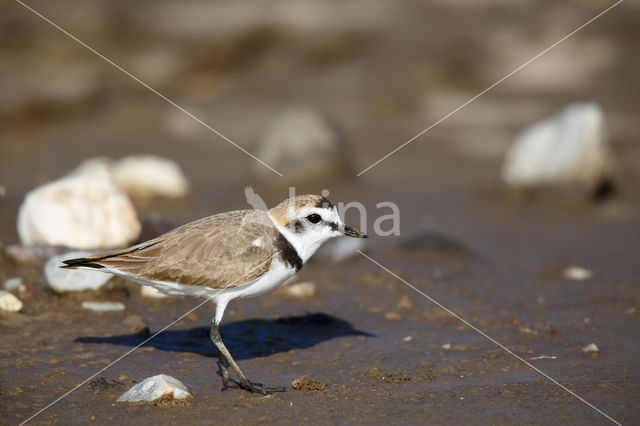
{"left": 82, "top": 301, "right": 125, "bottom": 312}
{"left": 17, "top": 166, "right": 140, "bottom": 249}
{"left": 141, "top": 286, "right": 169, "bottom": 298}
{"left": 563, "top": 266, "right": 593, "bottom": 281}
{"left": 441, "top": 343, "right": 451, "bottom": 350}
{"left": 45, "top": 252, "right": 113, "bottom": 292}
{"left": 529, "top": 355, "right": 557, "bottom": 360}
{"left": 284, "top": 282, "right": 316, "bottom": 298}
{"left": 0, "top": 290, "right": 23, "bottom": 312}
{"left": 402, "top": 335, "right": 413, "bottom": 342}
{"left": 582, "top": 343, "right": 600, "bottom": 353}
{"left": 501, "top": 103, "right": 615, "bottom": 193}
{"left": 117, "top": 374, "right": 191, "bottom": 403}
{"left": 73, "top": 156, "right": 113, "bottom": 175}
{"left": 4, "top": 277, "right": 23, "bottom": 291}
{"left": 112, "top": 155, "right": 190, "bottom": 201}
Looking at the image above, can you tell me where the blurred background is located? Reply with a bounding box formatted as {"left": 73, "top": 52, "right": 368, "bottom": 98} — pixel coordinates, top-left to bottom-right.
{"left": 1, "top": 0, "right": 639, "bottom": 423}
{"left": 1, "top": 0, "right": 638, "bottom": 243}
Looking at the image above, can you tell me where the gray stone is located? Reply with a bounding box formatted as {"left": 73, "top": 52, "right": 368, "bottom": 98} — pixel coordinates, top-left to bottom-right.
{"left": 45, "top": 252, "right": 113, "bottom": 292}
{"left": 501, "top": 103, "right": 616, "bottom": 196}
{"left": 3, "top": 277, "right": 23, "bottom": 291}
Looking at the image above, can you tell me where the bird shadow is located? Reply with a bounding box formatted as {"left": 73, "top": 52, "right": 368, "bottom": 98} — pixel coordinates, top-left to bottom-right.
{"left": 75, "top": 312, "right": 375, "bottom": 361}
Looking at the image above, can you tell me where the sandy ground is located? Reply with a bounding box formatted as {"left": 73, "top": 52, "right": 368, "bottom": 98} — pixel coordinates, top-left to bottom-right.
{"left": 1, "top": 0, "right": 639, "bottom": 424}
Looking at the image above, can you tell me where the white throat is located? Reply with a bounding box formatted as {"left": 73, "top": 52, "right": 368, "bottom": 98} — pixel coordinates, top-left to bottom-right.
{"left": 268, "top": 212, "right": 333, "bottom": 264}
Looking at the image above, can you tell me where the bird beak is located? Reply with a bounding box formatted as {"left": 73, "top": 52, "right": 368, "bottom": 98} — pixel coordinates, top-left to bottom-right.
{"left": 342, "top": 224, "right": 367, "bottom": 238}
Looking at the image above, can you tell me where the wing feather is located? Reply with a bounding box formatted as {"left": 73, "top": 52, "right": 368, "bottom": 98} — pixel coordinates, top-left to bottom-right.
{"left": 92, "top": 210, "right": 277, "bottom": 289}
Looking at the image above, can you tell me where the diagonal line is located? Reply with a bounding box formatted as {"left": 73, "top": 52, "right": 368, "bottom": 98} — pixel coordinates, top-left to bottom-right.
{"left": 356, "top": 250, "right": 621, "bottom": 425}
{"left": 14, "top": 0, "right": 283, "bottom": 177}
{"left": 356, "top": 0, "right": 624, "bottom": 176}
{"left": 20, "top": 248, "right": 281, "bottom": 425}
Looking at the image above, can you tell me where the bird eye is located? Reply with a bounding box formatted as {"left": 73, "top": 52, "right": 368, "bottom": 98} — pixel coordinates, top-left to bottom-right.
{"left": 307, "top": 214, "right": 321, "bottom": 224}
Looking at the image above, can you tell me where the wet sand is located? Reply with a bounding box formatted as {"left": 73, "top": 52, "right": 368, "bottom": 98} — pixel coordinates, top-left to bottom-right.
{"left": 2, "top": 163, "right": 639, "bottom": 424}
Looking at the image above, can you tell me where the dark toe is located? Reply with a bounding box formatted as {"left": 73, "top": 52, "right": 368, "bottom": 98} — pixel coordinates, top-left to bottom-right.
{"left": 243, "top": 381, "right": 286, "bottom": 395}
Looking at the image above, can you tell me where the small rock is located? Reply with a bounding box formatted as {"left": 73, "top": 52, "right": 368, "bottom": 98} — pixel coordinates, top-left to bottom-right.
{"left": 111, "top": 155, "right": 190, "bottom": 202}
{"left": 17, "top": 166, "right": 140, "bottom": 249}
{"left": 501, "top": 103, "right": 616, "bottom": 196}
{"left": 116, "top": 374, "right": 191, "bottom": 403}
{"left": 76, "top": 156, "right": 190, "bottom": 203}
{"left": 44, "top": 252, "right": 113, "bottom": 292}
{"left": 441, "top": 343, "right": 452, "bottom": 350}
{"left": 284, "top": 282, "right": 316, "bottom": 298}
{"left": 141, "top": 286, "right": 169, "bottom": 298}
{"left": 82, "top": 301, "right": 125, "bottom": 312}
{"left": 73, "top": 157, "right": 113, "bottom": 175}
{"left": 563, "top": 266, "right": 593, "bottom": 281}
{"left": 3, "top": 277, "right": 24, "bottom": 292}
{"left": 530, "top": 355, "right": 557, "bottom": 360}
{"left": 291, "top": 375, "right": 327, "bottom": 391}
{"left": 582, "top": 343, "right": 600, "bottom": 353}
{"left": 0, "top": 290, "right": 23, "bottom": 312}
{"left": 402, "top": 335, "right": 413, "bottom": 342}
{"left": 254, "top": 107, "right": 350, "bottom": 179}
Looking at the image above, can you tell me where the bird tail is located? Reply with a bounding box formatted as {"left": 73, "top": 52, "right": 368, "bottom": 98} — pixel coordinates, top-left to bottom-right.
{"left": 60, "top": 240, "right": 162, "bottom": 270}
{"left": 61, "top": 257, "right": 105, "bottom": 269}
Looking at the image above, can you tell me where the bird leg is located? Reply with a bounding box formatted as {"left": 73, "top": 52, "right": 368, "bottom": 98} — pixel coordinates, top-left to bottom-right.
{"left": 210, "top": 319, "right": 286, "bottom": 395}
{"left": 216, "top": 348, "right": 234, "bottom": 390}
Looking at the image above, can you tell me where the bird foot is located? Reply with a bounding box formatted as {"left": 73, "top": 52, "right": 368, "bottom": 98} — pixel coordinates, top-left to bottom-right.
{"left": 241, "top": 381, "right": 286, "bottom": 395}
{"left": 221, "top": 377, "right": 241, "bottom": 391}
{"left": 222, "top": 378, "right": 285, "bottom": 395}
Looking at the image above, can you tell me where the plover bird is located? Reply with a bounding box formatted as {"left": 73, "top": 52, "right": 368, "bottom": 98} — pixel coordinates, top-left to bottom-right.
{"left": 62, "top": 194, "right": 366, "bottom": 394}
